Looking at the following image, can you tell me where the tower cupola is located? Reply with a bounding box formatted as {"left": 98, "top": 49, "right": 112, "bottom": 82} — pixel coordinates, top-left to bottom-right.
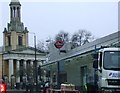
{"left": 3, "top": 0, "right": 29, "bottom": 51}
{"left": 9, "top": 0, "right": 21, "bottom": 22}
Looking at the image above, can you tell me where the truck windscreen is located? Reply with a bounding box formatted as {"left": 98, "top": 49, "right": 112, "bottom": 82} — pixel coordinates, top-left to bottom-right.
{"left": 103, "top": 51, "right": 120, "bottom": 70}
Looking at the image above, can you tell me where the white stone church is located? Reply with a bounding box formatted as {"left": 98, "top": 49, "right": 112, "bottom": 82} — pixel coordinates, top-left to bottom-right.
{"left": 0, "top": 0, "right": 47, "bottom": 85}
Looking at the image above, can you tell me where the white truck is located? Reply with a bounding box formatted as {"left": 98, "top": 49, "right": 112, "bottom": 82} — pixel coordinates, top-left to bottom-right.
{"left": 93, "top": 47, "right": 120, "bottom": 93}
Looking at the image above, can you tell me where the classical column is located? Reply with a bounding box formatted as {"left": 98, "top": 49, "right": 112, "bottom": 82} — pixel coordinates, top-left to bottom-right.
{"left": 9, "top": 59, "right": 14, "bottom": 82}
{"left": 30, "top": 60, "right": 33, "bottom": 66}
{"left": 16, "top": 60, "right": 20, "bottom": 83}
{"left": 23, "top": 60, "right": 26, "bottom": 69}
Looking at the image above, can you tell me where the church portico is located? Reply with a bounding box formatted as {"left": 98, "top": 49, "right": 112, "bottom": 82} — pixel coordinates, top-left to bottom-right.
{"left": 3, "top": 51, "right": 46, "bottom": 83}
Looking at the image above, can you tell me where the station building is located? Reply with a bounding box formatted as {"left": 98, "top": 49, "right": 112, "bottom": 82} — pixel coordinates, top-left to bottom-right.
{"left": 43, "top": 31, "right": 120, "bottom": 89}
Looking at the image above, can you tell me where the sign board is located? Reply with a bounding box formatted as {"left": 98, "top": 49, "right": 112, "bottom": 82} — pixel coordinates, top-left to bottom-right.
{"left": 54, "top": 40, "right": 64, "bottom": 49}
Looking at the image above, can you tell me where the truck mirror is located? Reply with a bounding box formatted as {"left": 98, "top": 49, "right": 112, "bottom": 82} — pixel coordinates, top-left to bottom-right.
{"left": 93, "top": 59, "right": 98, "bottom": 68}
{"left": 99, "top": 52, "right": 102, "bottom": 68}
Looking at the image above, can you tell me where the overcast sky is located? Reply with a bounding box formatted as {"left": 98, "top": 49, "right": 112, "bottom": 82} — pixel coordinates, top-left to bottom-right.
{"left": 0, "top": 0, "right": 119, "bottom": 47}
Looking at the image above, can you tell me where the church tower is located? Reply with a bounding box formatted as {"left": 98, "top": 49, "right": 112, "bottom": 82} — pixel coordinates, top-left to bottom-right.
{"left": 3, "top": 0, "right": 28, "bottom": 51}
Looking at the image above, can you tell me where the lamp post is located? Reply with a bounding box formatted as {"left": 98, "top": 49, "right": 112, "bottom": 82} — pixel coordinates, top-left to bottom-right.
{"left": 2, "top": 51, "right": 3, "bottom": 79}
{"left": 34, "top": 34, "right": 38, "bottom": 91}
{"left": 29, "top": 32, "right": 38, "bottom": 91}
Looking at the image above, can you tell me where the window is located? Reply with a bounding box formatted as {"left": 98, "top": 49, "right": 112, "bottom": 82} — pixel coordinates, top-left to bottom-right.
{"left": 8, "top": 36, "right": 11, "bottom": 46}
{"left": 103, "top": 51, "right": 120, "bottom": 70}
{"left": 17, "top": 7, "right": 20, "bottom": 18}
{"left": 18, "top": 36, "right": 22, "bottom": 46}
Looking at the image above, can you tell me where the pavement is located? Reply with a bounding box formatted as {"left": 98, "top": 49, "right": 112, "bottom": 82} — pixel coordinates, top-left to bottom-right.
{"left": 6, "top": 89, "right": 42, "bottom": 93}
{"left": 6, "top": 89, "right": 25, "bottom": 93}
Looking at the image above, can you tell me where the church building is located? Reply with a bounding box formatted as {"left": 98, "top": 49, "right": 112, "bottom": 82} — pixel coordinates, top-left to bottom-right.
{"left": 0, "top": 0, "right": 47, "bottom": 85}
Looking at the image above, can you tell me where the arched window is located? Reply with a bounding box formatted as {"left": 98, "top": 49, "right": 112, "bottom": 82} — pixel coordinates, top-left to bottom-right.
{"left": 13, "top": 7, "right": 16, "bottom": 17}
{"left": 8, "top": 36, "right": 11, "bottom": 46}
{"left": 17, "top": 7, "right": 20, "bottom": 18}
{"left": 18, "top": 36, "right": 22, "bottom": 46}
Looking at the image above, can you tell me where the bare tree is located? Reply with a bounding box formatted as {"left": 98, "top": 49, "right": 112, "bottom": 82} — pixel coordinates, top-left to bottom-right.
{"left": 37, "top": 30, "right": 94, "bottom": 50}
{"left": 37, "top": 40, "right": 50, "bottom": 52}
{"left": 37, "top": 40, "right": 45, "bottom": 51}
{"left": 83, "top": 31, "right": 94, "bottom": 45}
{"left": 37, "top": 37, "right": 53, "bottom": 52}
{"left": 55, "top": 30, "right": 69, "bottom": 43}
{"left": 71, "top": 30, "right": 94, "bottom": 49}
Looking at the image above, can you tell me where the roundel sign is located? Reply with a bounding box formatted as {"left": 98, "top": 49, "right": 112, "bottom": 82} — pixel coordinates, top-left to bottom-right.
{"left": 54, "top": 40, "right": 64, "bottom": 49}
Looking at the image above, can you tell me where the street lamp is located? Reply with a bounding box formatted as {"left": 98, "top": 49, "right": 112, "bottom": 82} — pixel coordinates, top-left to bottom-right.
{"left": 34, "top": 34, "right": 38, "bottom": 91}
{"left": 2, "top": 47, "right": 4, "bottom": 80}
{"left": 29, "top": 32, "right": 38, "bottom": 91}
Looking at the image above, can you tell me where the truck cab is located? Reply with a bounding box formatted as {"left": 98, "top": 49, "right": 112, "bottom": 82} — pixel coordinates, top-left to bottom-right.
{"left": 93, "top": 47, "right": 120, "bottom": 93}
